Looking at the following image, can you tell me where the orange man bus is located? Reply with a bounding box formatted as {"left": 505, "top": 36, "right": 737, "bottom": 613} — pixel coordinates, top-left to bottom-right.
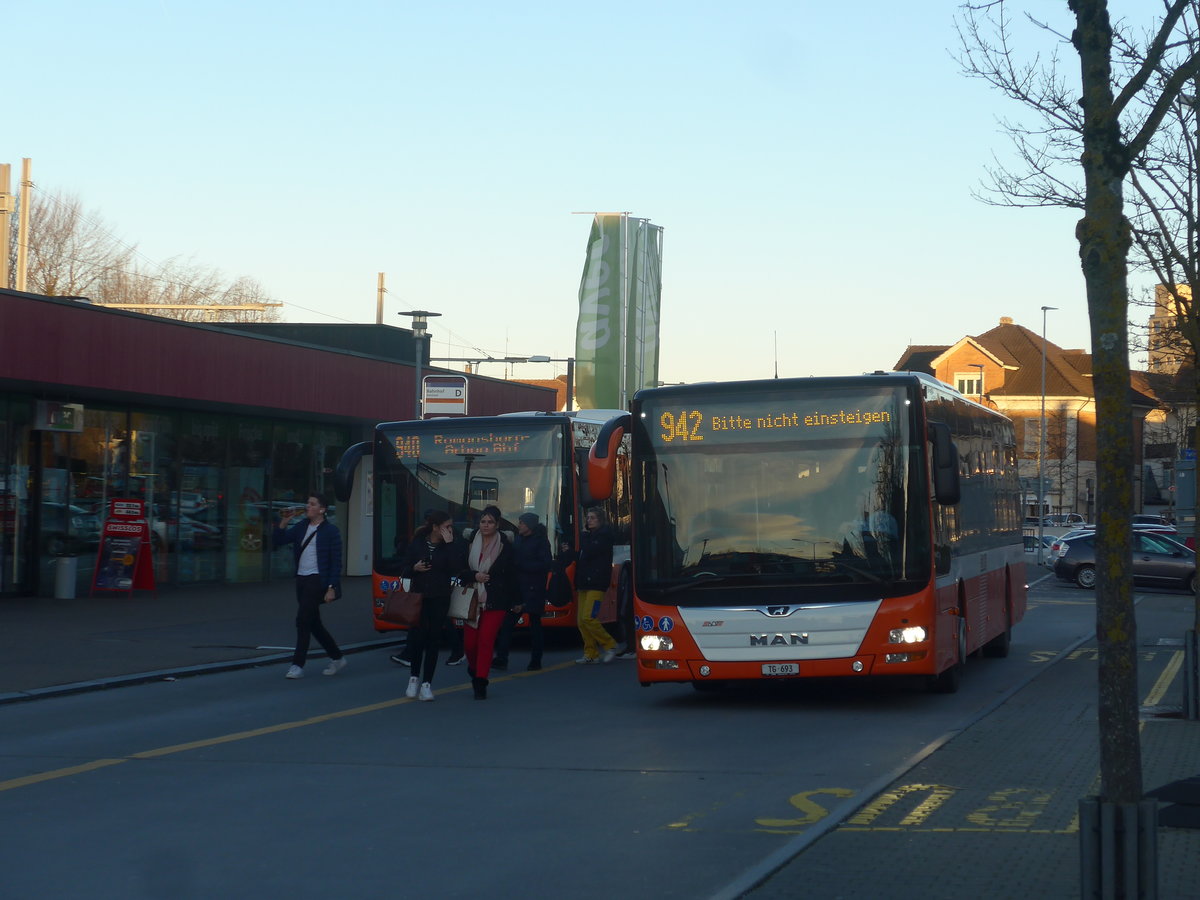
{"left": 335, "top": 410, "right": 631, "bottom": 634}
{"left": 587, "top": 373, "right": 1026, "bottom": 693}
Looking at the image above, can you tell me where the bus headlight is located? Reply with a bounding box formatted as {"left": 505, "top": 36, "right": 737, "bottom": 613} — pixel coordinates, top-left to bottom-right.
{"left": 888, "top": 626, "right": 927, "bottom": 644}
{"left": 640, "top": 635, "right": 674, "bottom": 652}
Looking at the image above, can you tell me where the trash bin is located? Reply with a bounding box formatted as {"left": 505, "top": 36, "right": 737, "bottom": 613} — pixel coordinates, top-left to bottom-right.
{"left": 54, "top": 555, "right": 78, "bottom": 600}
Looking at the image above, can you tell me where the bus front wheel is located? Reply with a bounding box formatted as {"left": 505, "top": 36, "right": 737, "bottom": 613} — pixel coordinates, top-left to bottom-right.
{"left": 928, "top": 618, "right": 965, "bottom": 694}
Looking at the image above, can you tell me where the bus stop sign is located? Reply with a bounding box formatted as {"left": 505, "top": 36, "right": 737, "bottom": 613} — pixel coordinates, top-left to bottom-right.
{"left": 423, "top": 375, "right": 468, "bottom": 416}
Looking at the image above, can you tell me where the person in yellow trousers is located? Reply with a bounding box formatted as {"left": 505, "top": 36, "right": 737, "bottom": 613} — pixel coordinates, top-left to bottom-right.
{"left": 565, "top": 508, "right": 617, "bottom": 664}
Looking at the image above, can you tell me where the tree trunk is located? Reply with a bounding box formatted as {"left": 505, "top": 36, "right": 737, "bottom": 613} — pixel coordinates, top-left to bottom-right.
{"left": 1072, "top": 0, "right": 1143, "bottom": 804}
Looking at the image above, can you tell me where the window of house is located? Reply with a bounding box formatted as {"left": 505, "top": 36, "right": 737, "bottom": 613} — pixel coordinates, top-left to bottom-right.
{"left": 1024, "top": 418, "right": 1042, "bottom": 454}
{"left": 955, "top": 372, "right": 983, "bottom": 395}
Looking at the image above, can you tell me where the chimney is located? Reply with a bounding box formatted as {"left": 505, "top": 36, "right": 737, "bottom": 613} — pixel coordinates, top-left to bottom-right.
{"left": 1000, "top": 316, "right": 1014, "bottom": 325}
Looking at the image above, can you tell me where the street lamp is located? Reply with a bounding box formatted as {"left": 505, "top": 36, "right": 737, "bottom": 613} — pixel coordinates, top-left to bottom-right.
{"left": 1038, "top": 305, "right": 1057, "bottom": 565}
{"left": 398, "top": 310, "right": 441, "bottom": 419}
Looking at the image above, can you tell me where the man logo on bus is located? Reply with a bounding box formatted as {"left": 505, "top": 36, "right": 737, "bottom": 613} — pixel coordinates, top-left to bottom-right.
{"left": 750, "top": 633, "right": 810, "bottom": 646}
{"left": 765, "top": 606, "right": 792, "bottom": 617}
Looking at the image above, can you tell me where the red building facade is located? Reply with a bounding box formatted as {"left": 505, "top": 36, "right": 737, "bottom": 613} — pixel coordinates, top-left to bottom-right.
{"left": 0, "top": 290, "right": 555, "bottom": 597}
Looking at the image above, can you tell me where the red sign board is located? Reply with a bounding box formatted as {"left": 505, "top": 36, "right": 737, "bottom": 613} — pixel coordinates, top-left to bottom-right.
{"left": 92, "top": 498, "right": 155, "bottom": 594}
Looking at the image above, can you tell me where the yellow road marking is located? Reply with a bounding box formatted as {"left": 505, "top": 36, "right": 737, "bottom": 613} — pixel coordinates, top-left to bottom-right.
{"left": 1143, "top": 650, "right": 1183, "bottom": 708}
{"left": 755, "top": 788, "right": 855, "bottom": 831}
{"left": 0, "top": 758, "right": 128, "bottom": 791}
{"left": 833, "top": 649, "right": 1187, "bottom": 834}
{"left": 0, "top": 662, "right": 574, "bottom": 794}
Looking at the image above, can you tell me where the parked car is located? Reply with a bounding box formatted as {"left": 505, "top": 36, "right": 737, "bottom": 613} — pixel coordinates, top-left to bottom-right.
{"left": 1024, "top": 534, "right": 1055, "bottom": 562}
{"left": 1042, "top": 513, "right": 1087, "bottom": 527}
{"left": 1053, "top": 531, "right": 1196, "bottom": 591}
{"left": 41, "top": 502, "right": 102, "bottom": 555}
{"left": 1132, "top": 514, "right": 1173, "bottom": 527}
{"left": 148, "top": 503, "right": 196, "bottom": 551}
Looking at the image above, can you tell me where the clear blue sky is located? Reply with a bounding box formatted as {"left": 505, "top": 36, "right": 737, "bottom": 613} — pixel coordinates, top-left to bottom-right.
{"left": 6, "top": 1, "right": 1148, "bottom": 385}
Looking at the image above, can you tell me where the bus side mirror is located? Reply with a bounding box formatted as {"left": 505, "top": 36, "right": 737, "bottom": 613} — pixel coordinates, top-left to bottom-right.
{"left": 928, "top": 422, "right": 961, "bottom": 505}
{"left": 588, "top": 414, "right": 630, "bottom": 502}
{"left": 577, "top": 448, "right": 595, "bottom": 506}
{"left": 334, "top": 442, "right": 369, "bottom": 503}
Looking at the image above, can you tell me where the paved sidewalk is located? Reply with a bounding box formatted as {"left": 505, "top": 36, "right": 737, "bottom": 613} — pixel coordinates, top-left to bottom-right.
{"left": 0, "top": 576, "right": 400, "bottom": 702}
{"left": 736, "top": 590, "right": 1200, "bottom": 900}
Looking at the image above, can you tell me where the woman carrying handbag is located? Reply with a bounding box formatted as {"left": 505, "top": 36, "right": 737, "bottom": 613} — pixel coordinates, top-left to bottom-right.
{"left": 399, "top": 510, "right": 465, "bottom": 701}
{"left": 460, "top": 505, "right": 521, "bottom": 700}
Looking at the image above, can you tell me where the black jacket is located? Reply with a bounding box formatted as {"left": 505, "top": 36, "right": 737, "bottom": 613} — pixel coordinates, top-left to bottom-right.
{"left": 462, "top": 534, "right": 521, "bottom": 612}
{"left": 513, "top": 525, "right": 553, "bottom": 614}
{"left": 400, "top": 533, "right": 466, "bottom": 600}
{"left": 273, "top": 519, "right": 342, "bottom": 592}
{"left": 571, "top": 526, "right": 614, "bottom": 591}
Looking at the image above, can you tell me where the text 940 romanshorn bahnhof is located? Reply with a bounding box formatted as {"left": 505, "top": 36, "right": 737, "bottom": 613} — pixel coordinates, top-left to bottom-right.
{"left": 393, "top": 432, "right": 535, "bottom": 459}
{"left": 656, "top": 408, "right": 893, "bottom": 443}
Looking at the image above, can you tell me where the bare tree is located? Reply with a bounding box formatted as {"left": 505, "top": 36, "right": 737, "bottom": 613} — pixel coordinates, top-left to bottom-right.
{"left": 1045, "top": 402, "right": 1081, "bottom": 513}
{"left": 6, "top": 189, "right": 135, "bottom": 297}
{"left": 8, "top": 188, "right": 280, "bottom": 322}
{"left": 959, "top": 0, "right": 1200, "bottom": 842}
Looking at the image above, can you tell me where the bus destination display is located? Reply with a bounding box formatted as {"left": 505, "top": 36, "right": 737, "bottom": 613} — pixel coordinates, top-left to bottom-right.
{"left": 392, "top": 429, "right": 549, "bottom": 460}
{"left": 647, "top": 395, "right": 901, "bottom": 446}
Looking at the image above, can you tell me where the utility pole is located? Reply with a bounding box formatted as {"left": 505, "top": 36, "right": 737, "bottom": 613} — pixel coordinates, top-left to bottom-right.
{"left": 15, "top": 158, "right": 31, "bottom": 292}
{"left": 0, "top": 163, "right": 11, "bottom": 289}
{"left": 376, "top": 272, "right": 385, "bottom": 324}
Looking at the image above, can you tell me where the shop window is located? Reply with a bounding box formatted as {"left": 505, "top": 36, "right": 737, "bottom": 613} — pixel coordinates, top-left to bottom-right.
{"left": 227, "top": 419, "right": 271, "bottom": 582}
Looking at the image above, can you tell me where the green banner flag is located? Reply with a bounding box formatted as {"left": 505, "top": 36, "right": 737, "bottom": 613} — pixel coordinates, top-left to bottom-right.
{"left": 625, "top": 220, "right": 663, "bottom": 401}
{"left": 575, "top": 214, "right": 625, "bottom": 409}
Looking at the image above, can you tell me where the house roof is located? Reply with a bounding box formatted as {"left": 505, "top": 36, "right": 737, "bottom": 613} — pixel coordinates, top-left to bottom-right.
{"left": 892, "top": 345, "right": 947, "bottom": 375}
{"left": 1135, "top": 367, "right": 1196, "bottom": 406}
{"left": 899, "top": 316, "right": 1157, "bottom": 409}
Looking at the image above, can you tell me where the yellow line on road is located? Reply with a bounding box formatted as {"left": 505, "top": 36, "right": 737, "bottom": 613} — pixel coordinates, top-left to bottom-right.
{"left": 0, "top": 661, "right": 574, "bottom": 794}
{"left": 0, "top": 758, "right": 128, "bottom": 791}
{"left": 1143, "top": 650, "right": 1183, "bottom": 709}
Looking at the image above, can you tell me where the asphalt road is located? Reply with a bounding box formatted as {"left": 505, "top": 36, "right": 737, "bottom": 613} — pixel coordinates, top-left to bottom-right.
{"left": 0, "top": 576, "right": 1104, "bottom": 899}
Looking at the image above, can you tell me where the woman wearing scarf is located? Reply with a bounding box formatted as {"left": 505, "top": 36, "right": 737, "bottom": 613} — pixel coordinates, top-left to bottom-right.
{"left": 460, "top": 505, "right": 521, "bottom": 700}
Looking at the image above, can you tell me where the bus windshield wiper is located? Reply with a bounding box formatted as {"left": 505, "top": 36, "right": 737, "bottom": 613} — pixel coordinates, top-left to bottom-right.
{"left": 662, "top": 572, "right": 763, "bottom": 595}
{"left": 829, "top": 559, "right": 886, "bottom": 584}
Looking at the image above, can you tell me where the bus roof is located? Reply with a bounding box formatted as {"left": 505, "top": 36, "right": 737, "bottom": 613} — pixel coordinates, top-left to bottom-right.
{"left": 632, "top": 372, "right": 1004, "bottom": 418}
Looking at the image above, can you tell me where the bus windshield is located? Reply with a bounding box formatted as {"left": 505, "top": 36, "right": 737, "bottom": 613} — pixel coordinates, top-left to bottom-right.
{"left": 633, "top": 385, "right": 930, "bottom": 600}
{"left": 374, "top": 420, "right": 567, "bottom": 574}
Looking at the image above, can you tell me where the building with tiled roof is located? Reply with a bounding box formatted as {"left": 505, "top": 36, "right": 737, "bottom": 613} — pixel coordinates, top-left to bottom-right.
{"left": 895, "top": 316, "right": 1158, "bottom": 519}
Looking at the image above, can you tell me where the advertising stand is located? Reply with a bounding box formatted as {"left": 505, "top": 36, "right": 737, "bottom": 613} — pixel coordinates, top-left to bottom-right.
{"left": 91, "top": 498, "right": 156, "bottom": 596}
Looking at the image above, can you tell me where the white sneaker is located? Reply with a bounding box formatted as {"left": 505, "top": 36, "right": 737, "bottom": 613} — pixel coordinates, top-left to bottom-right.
{"left": 323, "top": 657, "right": 347, "bottom": 676}
{"left": 574, "top": 656, "right": 599, "bottom": 665}
{"left": 418, "top": 682, "right": 435, "bottom": 702}
{"left": 405, "top": 676, "right": 420, "bottom": 698}
{"left": 285, "top": 665, "right": 304, "bottom": 679}
{"left": 601, "top": 648, "right": 617, "bottom": 664}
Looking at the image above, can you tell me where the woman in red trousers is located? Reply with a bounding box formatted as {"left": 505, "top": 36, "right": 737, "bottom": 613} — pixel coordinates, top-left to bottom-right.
{"left": 460, "top": 505, "right": 521, "bottom": 700}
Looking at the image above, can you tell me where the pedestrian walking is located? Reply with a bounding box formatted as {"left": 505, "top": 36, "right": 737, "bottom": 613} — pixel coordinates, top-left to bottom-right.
{"left": 492, "top": 512, "right": 553, "bottom": 671}
{"left": 390, "top": 512, "right": 465, "bottom": 668}
{"left": 566, "top": 507, "right": 618, "bottom": 664}
{"left": 399, "top": 510, "right": 466, "bottom": 701}
{"left": 460, "top": 505, "right": 521, "bottom": 699}
{"left": 273, "top": 494, "right": 347, "bottom": 679}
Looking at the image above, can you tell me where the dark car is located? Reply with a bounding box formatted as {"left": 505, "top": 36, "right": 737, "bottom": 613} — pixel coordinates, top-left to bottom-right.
{"left": 1132, "top": 514, "right": 1173, "bottom": 527}
{"left": 41, "top": 502, "right": 102, "bottom": 555}
{"left": 1053, "top": 531, "right": 1196, "bottom": 591}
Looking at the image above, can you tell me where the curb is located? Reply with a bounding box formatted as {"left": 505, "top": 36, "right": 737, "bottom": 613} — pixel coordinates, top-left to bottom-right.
{"left": 0, "top": 636, "right": 405, "bottom": 707}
